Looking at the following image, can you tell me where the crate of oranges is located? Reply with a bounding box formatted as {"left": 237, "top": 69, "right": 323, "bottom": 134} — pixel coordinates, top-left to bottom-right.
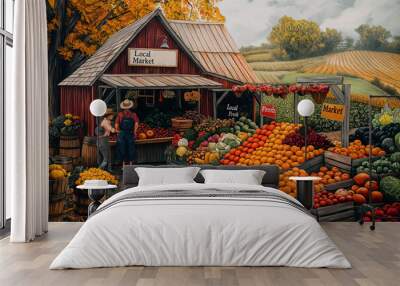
{"left": 310, "top": 166, "right": 353, "bottom": 191}
{"left": 325, "top": 140, "right": 385, "bottom": 175}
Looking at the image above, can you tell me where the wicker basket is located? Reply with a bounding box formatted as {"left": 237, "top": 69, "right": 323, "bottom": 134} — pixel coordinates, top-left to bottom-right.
{"left": 171, "top": 118, "right": 193, "bottom": 130}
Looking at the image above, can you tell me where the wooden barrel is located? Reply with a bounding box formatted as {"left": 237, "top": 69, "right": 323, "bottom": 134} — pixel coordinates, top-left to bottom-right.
{"left": 59, "top": 135, "right": 81, "bottom": 164}
{"left": 53, "top": 156, "right": 73, "bottom": 172}
{"left": 49, "top": 177, "right": 68, "bottom": 196}
{"left": 49, "top": 193, "right": 65, "bottom": 221}
{"left": 81, "top": 136, "right": 98, "bottom": 167}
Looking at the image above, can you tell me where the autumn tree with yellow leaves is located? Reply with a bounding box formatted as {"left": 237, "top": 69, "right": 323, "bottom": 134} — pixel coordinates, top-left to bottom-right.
{"left": 47, "top": 0, "right": 224, "bottom": 117}
{"left": 269, "top": 16, "right": 342, "bottom": 60}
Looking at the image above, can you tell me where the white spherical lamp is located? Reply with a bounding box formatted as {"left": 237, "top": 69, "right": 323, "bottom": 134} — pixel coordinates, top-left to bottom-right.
{"left": 90, "top": 99, "right": 107, "bottom": 117}
{"left": 297, "top": 99, "right": 315, "bottom": 117}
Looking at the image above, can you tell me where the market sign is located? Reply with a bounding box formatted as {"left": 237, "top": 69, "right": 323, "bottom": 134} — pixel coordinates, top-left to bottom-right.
{"left": 261, "top": 104, "right": 277, "bottom": 119}
{"left": 128, "top": 48, "right": 178, "bottom": 67}
{"left": 226, "top": 104, "right": 239, "bottom": 118}
{"left": 321, "top": 103, "right": 345, "bottom": 122}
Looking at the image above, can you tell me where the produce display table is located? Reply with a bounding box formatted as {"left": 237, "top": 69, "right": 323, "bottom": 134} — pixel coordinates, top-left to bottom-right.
{"left": 110, "top": 137, "right": 173, "bottom": 164}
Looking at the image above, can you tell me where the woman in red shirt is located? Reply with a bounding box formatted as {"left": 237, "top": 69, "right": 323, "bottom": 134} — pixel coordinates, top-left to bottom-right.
{"left": 115, "top": 99, "right": 139, "bottom": 165}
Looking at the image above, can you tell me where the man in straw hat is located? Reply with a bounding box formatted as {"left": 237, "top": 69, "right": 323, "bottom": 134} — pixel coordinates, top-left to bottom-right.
{"left": 115, "top": 98, "right": 139, "bottom": 165}
{"left": 95, "top": 108, "right": 115, "bottom": 170}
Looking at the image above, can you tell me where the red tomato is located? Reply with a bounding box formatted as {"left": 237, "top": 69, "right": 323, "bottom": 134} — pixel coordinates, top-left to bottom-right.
{"left": 364, "top": 180, "right": 379, "bottom": 192}
{"left": 314, "top": 203, "right": 320, "bottom": 209}
{"left": 346, "top": 195, "right": 353, "bottom": 201}
{"left": 332, "top": 198, "right": 338, "bottom": 204}
{"left": 375, "top": 209, "right": 384, "bottom": 216}
{"left": 320, "top": 200, "right": 327, "bottom": 207}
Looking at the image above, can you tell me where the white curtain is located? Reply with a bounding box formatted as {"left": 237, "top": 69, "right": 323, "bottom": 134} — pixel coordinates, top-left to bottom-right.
{"left": 7, "top": 0, "right": 49, "bottom": 242}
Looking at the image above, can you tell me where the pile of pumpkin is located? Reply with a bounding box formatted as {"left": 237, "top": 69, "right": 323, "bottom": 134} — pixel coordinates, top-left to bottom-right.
{"left": 220, "top": 122, "right": 324, "bottom": 170}
{"left": 49, "top": 164, "right": 68, "bottom": 180}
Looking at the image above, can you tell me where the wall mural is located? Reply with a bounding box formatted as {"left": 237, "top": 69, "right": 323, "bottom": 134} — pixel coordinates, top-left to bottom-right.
{"left": 47, "top": 0, "right": 400, "bottom": 223}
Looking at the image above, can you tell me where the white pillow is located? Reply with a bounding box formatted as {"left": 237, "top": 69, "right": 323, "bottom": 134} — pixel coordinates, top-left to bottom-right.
{"left": 200, "top": 169, "right": 266, "bottom": 185}
{"left": 135, "top": 167, "right": 201, "bottom": 186}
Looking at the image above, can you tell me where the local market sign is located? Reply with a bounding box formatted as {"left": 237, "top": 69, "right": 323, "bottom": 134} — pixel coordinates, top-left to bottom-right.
{"left": 128, "top": 48, "right": 178, "bottom": 67}
{"left": 261, "top": 104, "right": 277, "bottom": 119}
{"left": 321, "top": 103, "right": 345, "bottom": 122}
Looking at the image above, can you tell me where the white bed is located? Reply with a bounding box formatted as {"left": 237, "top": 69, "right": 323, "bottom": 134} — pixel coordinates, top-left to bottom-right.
{"left": 50, "top": 182, "right": 351, "bottom": 269}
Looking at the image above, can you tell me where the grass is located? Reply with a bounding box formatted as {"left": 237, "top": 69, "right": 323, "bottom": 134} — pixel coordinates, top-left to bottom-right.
{"left": 249, "top": 55, "right": 326, "bottom": 72}
{"left": 245, "top": 52, "right": 274, "bottom": 63}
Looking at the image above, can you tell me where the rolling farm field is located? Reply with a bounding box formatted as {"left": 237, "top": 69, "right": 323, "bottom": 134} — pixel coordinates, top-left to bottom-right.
{"left": 242, "top": 48, "right": 400, "bottom": 132}
{"left": 305, "top": 51, "right": 400, "bottom": 92}
{"left": 243, "top": 49, "right": 400, "bottom": 107}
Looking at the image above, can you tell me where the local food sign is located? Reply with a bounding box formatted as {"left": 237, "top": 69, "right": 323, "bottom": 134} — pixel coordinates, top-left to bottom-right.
{"left": 128, "top": 48, "right": 178, "bottom": 67}
{"left": 261, "top": 104, "right": 277, "bottom": 119}
{"left": 321, "top": 103, "right": 345, "bottom": 122}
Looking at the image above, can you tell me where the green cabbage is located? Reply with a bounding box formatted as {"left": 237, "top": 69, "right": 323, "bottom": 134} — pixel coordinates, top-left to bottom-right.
{"left": 380, "top": 176, "right": 400, "bottom": 202}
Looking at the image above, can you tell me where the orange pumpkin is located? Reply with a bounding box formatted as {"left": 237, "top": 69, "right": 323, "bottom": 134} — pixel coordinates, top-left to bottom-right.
{"left": 371, "top": 191, "right": 383, "bottom": 203}
{"left": 353, "top": 173, "right": 370, "bottom": 186}
{"left": 146, "top": 130, "right": 155, "bottom": 138}
{"left": 353, "top": 194, "right": 366, "bottom": 205}
{"left": 356, "top": 187, "right": 369, "bottom": 198}
{"left": 138, "top": 133, "right": 147, "bottom": 140}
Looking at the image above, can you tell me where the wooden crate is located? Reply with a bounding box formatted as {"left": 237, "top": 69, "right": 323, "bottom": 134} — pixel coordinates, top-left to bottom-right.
{"left": 311, "top": 201, "right": 355, "bottom": 222}
{"left": 324, "top": 151, "right": 373, "bottom": 175}
{"left": 299, "top": 155, "right": 324, "bottom": 173}
{"left": 324, "top": 179, "right": 354, "bottom": 192}
{"left": 171, "top": 118, "right": 193, "bottom": 130}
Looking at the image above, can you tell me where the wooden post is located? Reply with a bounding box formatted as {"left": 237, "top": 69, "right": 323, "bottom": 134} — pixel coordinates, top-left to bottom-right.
{"left": 294, "top": 93, "right": 300, "bottom": 124}
{"left": 116, "top": 88, "right": 121, "bottom": 112}
{"left": 342, "top": 84, "right": 351, "bottom": 147}
{"left": 215, "top": 90, "right": 230, "bottom": 119}
{"left": 178, "top": 90, "right": 182, "bottom": 109}
{"left": 259, "top": 93, "right": 264, "bottom": 126}
{"left": 197, "top": 88, "right": 201, "bottom": 113}
{"left": 212, "top": 90, "right": 217, "bottom": 119}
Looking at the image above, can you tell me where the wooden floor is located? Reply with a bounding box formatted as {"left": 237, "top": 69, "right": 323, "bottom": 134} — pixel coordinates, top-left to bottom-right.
{"left": 0, "top": 222, "right": 399, "bottom": 286}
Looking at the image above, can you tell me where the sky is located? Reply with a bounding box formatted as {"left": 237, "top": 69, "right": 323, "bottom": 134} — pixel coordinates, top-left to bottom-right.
{"left": 218, "top": 0, "right": 400, "bottom": 47}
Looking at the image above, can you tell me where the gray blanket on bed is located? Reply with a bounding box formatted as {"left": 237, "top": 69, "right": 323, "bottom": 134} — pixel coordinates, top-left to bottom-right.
{"left": 90, "top": 189, "right": 310, "bottom": 218}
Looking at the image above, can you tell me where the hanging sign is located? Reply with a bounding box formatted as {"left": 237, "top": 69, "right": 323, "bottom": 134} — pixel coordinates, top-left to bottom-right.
{"left": 261, "top": 104, "right": 277, "bottom": 119}
{"left": 128, "top": 48, "right": 178, "bottom": 67}
{"left": 184, "top": 91, "right": 200, "bottom": 102}
{"left": 321, "top": 103, "right": 345, "bottom": 122}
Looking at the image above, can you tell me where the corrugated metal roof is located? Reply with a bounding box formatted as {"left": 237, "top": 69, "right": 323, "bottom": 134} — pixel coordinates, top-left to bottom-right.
{"left": 169, "top": 21, "right": 260, "bottom": 84}
{"left": 60, "top": 9, "right": 259, "bottom": 87}
{"left": 100, "top": 74, "right": 223, "bottom": 89}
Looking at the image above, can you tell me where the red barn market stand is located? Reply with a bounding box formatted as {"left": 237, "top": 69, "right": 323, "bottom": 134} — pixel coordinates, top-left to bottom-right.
{"left": 58, "top": 8, "right": 260, "bottom": 163}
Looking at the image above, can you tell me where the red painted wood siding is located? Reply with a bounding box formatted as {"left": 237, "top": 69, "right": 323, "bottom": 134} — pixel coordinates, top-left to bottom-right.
{"left": 106, "top": 18, "right": 201, "bottom": 75}
{"left": 60, "top": 86, "right": 96, "bottom": 136}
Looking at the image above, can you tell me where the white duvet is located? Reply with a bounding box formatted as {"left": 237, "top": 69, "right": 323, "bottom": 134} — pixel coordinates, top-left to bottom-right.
{"left": 50, "top": 183, "right": 351, "bottom": 269}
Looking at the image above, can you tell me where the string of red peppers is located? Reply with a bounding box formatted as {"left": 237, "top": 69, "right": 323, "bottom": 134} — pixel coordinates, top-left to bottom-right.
{"left": 231, "top": 84, "right": 330, "bottom": 99}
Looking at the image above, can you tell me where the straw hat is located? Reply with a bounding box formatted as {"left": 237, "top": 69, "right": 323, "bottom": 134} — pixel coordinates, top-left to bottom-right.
{"left": 120, "top": 99, "right": 136, "bottom": 110}
{"left": 104, "top": 108, "right": 114, "bottom": 117}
